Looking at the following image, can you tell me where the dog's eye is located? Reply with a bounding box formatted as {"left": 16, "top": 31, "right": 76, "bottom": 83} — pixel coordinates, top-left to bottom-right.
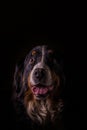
{"left": 29, "top": 58, "right": 35, "bottom": 64}
{"left": 32, "top": 50, "right": 36, "bottom": 56}
{"left": 48, "top": 50, "right": 54, "bottom": 59}
{"left": 48, "top": 50, "right": 53, "bottom": 56}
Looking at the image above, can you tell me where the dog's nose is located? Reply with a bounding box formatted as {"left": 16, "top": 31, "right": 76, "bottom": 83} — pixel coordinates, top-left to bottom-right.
{"left": 34, "top": 68, "right": 46, "bottom": 79}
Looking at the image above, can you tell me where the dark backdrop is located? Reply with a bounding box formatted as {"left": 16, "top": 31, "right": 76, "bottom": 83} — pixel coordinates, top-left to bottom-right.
{"left": 0, "top": 2, "right": 82, "bottom": 130}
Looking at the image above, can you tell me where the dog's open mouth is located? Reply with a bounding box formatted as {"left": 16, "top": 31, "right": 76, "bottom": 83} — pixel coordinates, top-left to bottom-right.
{"left": 31, "top": 84, "right": 54, "bottom": 97}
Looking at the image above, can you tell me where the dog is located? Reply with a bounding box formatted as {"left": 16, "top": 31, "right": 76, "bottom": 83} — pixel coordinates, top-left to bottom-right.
{"left": 13, "top": 45, "right": 65, "bottom": 130}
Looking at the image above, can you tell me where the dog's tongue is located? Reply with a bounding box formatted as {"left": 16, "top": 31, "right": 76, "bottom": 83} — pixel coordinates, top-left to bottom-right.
{"left": 32, "top": 87, "right": 48, "bottom": 95}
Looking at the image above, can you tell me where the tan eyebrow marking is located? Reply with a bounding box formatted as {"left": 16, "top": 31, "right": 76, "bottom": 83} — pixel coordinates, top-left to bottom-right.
{"left": 32, "top": 50, "right": 36, "bottom": 55}
{"left": 48, "top": 50, "right": 53, "bottom": 54}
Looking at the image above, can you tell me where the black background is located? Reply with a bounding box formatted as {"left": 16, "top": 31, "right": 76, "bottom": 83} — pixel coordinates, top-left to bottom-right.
{"left": 0, "top": 1, "right": 83, "bottom": 130}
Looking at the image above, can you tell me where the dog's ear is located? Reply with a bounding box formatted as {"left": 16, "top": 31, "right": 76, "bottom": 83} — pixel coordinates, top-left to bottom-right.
{"left": 53, "top": 58, "right": 66, "bottom": 88}
{"left": 14, "top": 64, "right": 23, "bottom": 92}
{"left": 13, "top": 61, "right": 25, "bottom": 99}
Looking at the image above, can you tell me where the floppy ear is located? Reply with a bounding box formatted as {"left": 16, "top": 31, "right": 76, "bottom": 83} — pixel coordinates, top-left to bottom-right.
{"left": 53, "top": 58, "right": 66, "bottom": 88}
{"left": 13, "top": 62, "right": 25, "bottom": 99}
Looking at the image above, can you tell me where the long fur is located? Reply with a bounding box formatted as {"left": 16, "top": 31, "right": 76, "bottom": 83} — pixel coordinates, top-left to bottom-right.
{"left": 23, "top": 70, "right": 64, "bottom": 124}
{"left": 12, "top": 45, "right": 65, "bottom": 126}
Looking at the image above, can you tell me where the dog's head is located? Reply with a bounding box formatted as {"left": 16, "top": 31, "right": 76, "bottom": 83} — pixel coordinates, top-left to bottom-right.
{"left": 13, "top": 45, "right": 65, "bottom": 124}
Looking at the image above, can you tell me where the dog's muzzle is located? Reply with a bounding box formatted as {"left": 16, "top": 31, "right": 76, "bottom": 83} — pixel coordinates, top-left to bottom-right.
{"left": 29, "top": 66, "right": 54, "bottom": 99}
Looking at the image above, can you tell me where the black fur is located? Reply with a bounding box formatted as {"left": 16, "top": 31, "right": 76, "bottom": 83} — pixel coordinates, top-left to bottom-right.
{"left": 12, "top": 45, "right": 65, "bottom": 130}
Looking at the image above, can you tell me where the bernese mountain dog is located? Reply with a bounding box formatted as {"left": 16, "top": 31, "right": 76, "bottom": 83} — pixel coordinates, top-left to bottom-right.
{"left": 13, "top": 45, "right": 65, "bottom": 130}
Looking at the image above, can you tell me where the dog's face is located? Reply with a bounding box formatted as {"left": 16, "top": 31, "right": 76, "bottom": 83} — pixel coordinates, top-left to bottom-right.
{"left": 14, "top": 45, "right": 64, "bottom": 124}
{"left": 23, "top": 45, "right": 60, "bottom": 100}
